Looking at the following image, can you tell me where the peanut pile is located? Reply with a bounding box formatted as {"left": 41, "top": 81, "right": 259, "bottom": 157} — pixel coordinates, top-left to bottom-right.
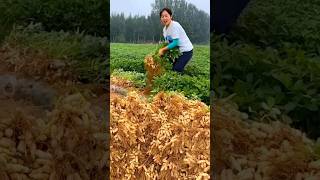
{"left": 0, "top": 93, "right": 108, "bottom": 180}
{"left": 213, "top": 104, "right": 320, "bottom": 179}
{"left": 110, "top": 91, "right": 210, "bottom": 179}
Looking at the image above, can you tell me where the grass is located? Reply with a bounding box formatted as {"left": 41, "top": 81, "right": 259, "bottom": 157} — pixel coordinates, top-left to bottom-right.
{"left": 110, "top": 42, "right": 210, "bottom": 104}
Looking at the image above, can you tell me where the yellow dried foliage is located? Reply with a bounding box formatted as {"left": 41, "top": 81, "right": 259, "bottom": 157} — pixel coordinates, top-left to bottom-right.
{"left": 111, "top": 91, "right": 210, "bottom": 179}
{"left": 0, "top": 93, "right": 108, "bottom": 180}
{"left": 1, "top": 44, "right": 73, "bottom": 83}
{"left": 110, "top": 76, "right": 135, "bottom": 89}
{"left": 213, "top": 105, "right": 320, "bottom": 179}
{"left": 144, "top": 55, "right": 164, "bottom": 92}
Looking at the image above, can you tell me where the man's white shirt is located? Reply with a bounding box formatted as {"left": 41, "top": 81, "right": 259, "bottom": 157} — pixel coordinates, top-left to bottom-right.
{"left": 163, "top": 21, "right": 193, "bottom": 53}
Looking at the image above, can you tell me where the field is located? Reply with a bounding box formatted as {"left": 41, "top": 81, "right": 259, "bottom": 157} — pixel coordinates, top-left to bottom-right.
{"left": 111, "top": 43, "right": 210, "bottom": 104}
{"left": 110, "top": 43, "right": 211, "bottom": 179}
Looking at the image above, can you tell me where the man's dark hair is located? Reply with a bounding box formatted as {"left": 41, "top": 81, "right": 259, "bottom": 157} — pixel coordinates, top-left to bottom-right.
{"left": 160, "top": 8, "right": 173, "bottom": 18}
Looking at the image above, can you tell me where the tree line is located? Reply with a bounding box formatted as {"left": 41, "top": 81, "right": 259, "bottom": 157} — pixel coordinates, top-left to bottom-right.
{"left": 110, "top": 0, "right": 210, "bottom": 44}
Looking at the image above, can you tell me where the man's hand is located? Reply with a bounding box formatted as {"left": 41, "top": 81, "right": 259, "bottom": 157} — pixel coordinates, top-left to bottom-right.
{"left": 158, "top": 48, "right": 165, "bottom": 56}
{"left": 158, "top": 47, "right": 168, "bottom": 56}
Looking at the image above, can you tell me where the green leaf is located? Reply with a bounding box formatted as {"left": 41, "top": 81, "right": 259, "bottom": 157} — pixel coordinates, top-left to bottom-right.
{"left": 267, "top": 97, "right": 275, "bottom": 107}
{"left": 272, "top": 72, "right": 292, "bottom": 88}
{"left": 261, "top": 102, "right": 270, "bottom": 110}
{"left": 246, "top": 73, "right": 253, "bottom": 83}
{"left": 271, "top": 108, "right": 281, "bottom": 115}
{"left": 293, "top": 80, "right": 305, "bottom": 91}
{"left": 306, "top": 103, "right": 318, "bottom": 111}
{"left": 284, "top": 102, "right": 297, "bottom": 112}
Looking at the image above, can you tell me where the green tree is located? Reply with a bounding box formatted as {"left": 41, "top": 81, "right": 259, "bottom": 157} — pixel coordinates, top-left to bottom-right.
{"left": 110, "top": 0, "right": 209, "bottom": 44}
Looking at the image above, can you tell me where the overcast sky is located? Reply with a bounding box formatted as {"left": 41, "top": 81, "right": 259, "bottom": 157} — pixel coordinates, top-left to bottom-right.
{"left": 110, "top": 0, "right": 210, "bottom": 17}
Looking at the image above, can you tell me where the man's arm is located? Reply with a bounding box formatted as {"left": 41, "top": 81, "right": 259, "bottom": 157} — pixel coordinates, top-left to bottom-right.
{"left": 159, "top": 39, "right": 179, "bottom": 56}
